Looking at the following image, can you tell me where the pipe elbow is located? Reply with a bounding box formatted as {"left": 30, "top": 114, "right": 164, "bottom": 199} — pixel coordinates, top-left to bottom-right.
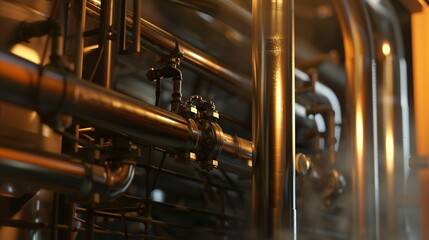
{"left": 109, "top": 162, "right": 136, "bottom": 190}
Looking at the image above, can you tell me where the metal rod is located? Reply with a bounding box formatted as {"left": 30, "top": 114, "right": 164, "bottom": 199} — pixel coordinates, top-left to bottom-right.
{"left": 145, "top": 146, "right": 153, "bottom": 235}
{"left": 118, "top": 0, "right": 128, "bottom": 53}
{"left": 136, "top": 163, "right": 249, "bottom": 192}
{"left": 75, "top": 0, "right": 86, "bottom": 78}
{"left": 331, "top": 0, "right": 378, "bottom": 239}
{"left": 51, "top": 193, "right": 59, "bottom": 239}
{"left": 100, "top": 0, "right": 115, "bottom": 89}
{"left": 252, "top": 0, "right": 296, "bottom": 239}
{"left": 0, "top": 52, "right": 252, "bottom": 173}
{"left": 133, "top": 0, "right": 141, "bottom": 53}
{"left": 84, "top": 207, "right": 95, "bottom": 240}
{"left": 57, "top": 224, "right": 172, "bottom": 240}
{"left": 75, "top": 208, "right": 243, "bottom": 236}
{"left": 97, "top": 199, "right": 247, "bottom": 221}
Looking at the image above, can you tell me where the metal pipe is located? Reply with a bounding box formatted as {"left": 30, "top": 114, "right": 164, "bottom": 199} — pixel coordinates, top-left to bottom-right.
{"left": 252, "top": 0, "right": 296, "bottom": 239}
{"left": 331, "top": 0, "right": 378, "bottom": 239}
{"left": 100, "top": 0, "right": 114, "bottom": 89}
{"left": 133, "top": 0, "right": 141, "bottom": 53}
{"left": 365, "top": 0, "right": 411, "bottom": 238}
{"left": 118, "top": 0, "right": 127, "bottom": 53}
{"left": 0, "top": 52, "right": 252, "bottom": 173}
{"left": 75, "top": 0, "right": 87, "bottom": 78}
{"left": 86, "top": 1, "right": 253, "bottom": 99}
{"left": 0, "top": 145, "right": 135, "bottom": 200}
{"left": 307, "top": 105, "right": 336, "bottom": 165}
{"left": 164, "top": 0, "right": 252, "bottom": 29}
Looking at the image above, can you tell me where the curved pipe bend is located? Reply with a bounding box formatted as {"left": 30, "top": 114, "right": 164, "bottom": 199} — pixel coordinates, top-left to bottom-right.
{"left": 0, "top": 145, "right": 135, "bottom": 201}
{"left": 105, "top": 161, "right": 136, "bottom": 199}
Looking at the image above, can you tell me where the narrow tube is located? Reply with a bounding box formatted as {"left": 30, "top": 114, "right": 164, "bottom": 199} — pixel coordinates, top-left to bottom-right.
{"left": 75, "top": 0, "right": 87, "bottom": 78}
{"left": 133, "top": 0, "right": 141, "bottom": 53}
{"left": 100, "top": 0, "right": 114, "bottom": 89}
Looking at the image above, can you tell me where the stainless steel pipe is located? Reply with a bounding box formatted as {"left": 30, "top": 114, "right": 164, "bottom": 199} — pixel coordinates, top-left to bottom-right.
{"left": 252, "top": 0, "right": 296, "bottom": 239}
{"left": 0, "top": 52, "right": 251, "bottom": 174}
{"left": 332, "top": 0, "right": 378, "bottom": 239}
{"left": 366, "top": 0, "right": 411, "bottom": 238}
{"left": 0, "top": 145, "right": 135, "bottom": 200}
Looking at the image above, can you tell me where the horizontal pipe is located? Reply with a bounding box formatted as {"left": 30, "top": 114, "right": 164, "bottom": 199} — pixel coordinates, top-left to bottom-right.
{"left": 0, "top": 52, "right": 251, "bottom": 173}
{"left": 0, "top": 145, "right": 135, "bottom": 200}
{"left": 165, "top": 0, "right": 252, "bottom": 30}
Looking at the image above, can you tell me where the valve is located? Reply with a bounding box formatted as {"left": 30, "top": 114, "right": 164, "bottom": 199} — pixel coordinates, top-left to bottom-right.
{"left": 146, "top": 40, "right": 184, "bottom": 112}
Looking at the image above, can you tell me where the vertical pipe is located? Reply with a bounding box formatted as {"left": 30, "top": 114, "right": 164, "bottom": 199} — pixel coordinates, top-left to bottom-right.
{"left": 75, "top": 0, "right": 86, "bottom": 78}
{"left": 133, "top": 0, "right": 141, "bottom": 53}
{"left": 118, "top": 0, "right": 127, "bottom": 53}
{"left": 100, "top": 0, "right": 115, "bottom": 89}
{"left": 144, "top": 146, "right": 153, "bottom": 235}
{"left": 365, "top": 0, "right": 411, "bottom": 238}
{"left": 331, "top": 0, "right": 378, "bottom": 239}
{"left": 85, "top": 208, "right": 95, "bottom": 240}
{"left": 252, "top": 0, "right": 296, "bottom": 239}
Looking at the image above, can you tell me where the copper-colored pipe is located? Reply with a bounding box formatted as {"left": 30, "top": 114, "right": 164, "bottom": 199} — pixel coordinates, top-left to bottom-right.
{"left": 252, "top": 0, "right": 296, "bottom": 239}
{"left": 132, "top": 0, "right": 141, "bottom": 53}
{"left": 0, "top": 145, "right": 135, "bottom": 199}
{"left": 331, "top": 0, "right": 379, "bottom": 239}
{"left": 99, "top": 0, "right": 114, "bottom": 89}
{"left": 75, "top": 0, "right": 87, "bottom": 78}
{"left": 0, "top": 52, "right": 251, "bottom": 174}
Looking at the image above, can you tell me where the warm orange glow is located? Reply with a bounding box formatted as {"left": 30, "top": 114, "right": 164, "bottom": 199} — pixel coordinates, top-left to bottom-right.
{"left": 412, "top": 3, "right": 429, "bottom": 157}
{"left": 385, "top": 129, "right": 394, "bottom": 173}
{"left": 384, "top": 52, "right": 394, "bottom": 175}
{"left": 382, "top": 41, "right": 391, "bottom": 56}
{"left": 356, "top": 104, "right": 364, "bottom": 162}
{"left": 10, "top": 44, "right": 40, "bottom": 64}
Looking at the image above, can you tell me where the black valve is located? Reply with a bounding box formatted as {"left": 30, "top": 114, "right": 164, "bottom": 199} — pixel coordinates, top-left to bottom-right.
{"left": 146, "top": 40, "right": 184, "bottom": 112}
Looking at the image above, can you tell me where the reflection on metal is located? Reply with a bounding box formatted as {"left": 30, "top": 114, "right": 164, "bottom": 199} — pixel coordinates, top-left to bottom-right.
{"left": 75, "top": 0, "right": 86, "bottom": 78}
{"left": 0, "top": 145, "right": 135, "bottom": 200}
{"left": 382, "top": 41, "right": 391, "bottom": 56}
{"left": 252, "top": 0, "right": 296, "bottom": 239}
{"left": 165, "top": 0, "right": 252, "bottom": 27}
{"left": 366, "top": 0, "right": 411, "bottom": 238}
{"left": 100, "top": 0, "right": 114, "bottom": 89}
{"left": 0, "top": 52, "right": 252, "bottom": 174}
{"left": 10, "top": 44, "right": 40, "bottom": 64}
{"left": 133, "top": 0, "right": 141, "bottom": 53}
{"left": 332, "top": 0, "right": 378, "bottom": 239}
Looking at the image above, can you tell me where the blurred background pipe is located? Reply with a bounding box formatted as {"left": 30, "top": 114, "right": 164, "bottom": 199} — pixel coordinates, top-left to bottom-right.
{"left": 331, "top": 0, "right": 379, "bottom": 239}
{"left": 365, "top": 0, "right": 411, "bottom": 239}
